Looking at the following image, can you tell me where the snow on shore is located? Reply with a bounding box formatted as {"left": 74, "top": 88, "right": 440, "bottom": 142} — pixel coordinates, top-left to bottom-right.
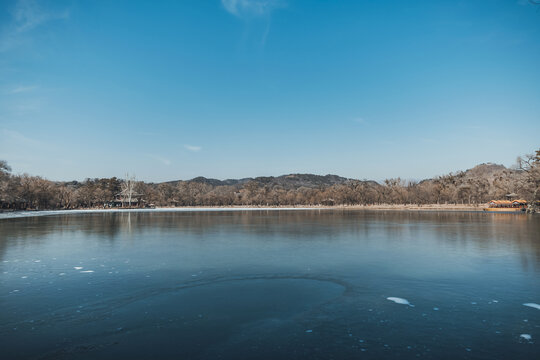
{"left": 0, "top": 207, "right": 322, "bottom": 220}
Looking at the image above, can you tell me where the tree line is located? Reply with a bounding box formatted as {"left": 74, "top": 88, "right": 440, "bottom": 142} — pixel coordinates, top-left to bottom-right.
{"left": 1, "top": 149, "right": 538, "bottom": 210}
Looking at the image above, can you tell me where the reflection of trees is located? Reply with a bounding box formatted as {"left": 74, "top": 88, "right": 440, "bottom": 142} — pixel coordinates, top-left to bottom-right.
{"left": 0, "top": 211, "right": 539, "bottom": 269}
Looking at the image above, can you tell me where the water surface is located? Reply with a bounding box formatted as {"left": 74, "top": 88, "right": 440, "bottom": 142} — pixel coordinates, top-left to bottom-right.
{"left": 1, "top": 210, "right": 539, "bottom": 359}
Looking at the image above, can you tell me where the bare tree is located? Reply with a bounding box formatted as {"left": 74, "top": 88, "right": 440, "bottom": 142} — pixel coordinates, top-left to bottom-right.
{"left": 516, "top": 149, "right": 540, "bottom": 201}
{"left": 121, "top": 174, "right": 137, "bottom": 208}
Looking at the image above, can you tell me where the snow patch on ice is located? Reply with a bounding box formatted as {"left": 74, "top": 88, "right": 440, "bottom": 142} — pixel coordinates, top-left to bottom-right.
{"left": 305, "top": 329, "right": 313, "bottom": 333}
{"left": 523, "top": 303, "right": 540, "bottom": 310}
{"left": 520, "top": 334, "right": 532, "bottom": 341}
{"left": 387, "top": 297, "right": 414, "bottom": 307}
{"left": 74, "top": 267, "right": 83, "bottom": 270}
{"left": 80, "top": 270, "right": 94, "bottom": 273}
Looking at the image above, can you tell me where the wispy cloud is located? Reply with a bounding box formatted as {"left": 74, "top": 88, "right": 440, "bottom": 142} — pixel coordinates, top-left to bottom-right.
{"left": 148, "top": 154, "right": 171, "bottom": 166}
{"left": 221, "top": 0, "right": 285, "bottom": 18}
{"left": 1, "top": 0, "right": 69, "bottom": 52}
{"left": 221, "top": 0, "right": 285, "bottom": 49}
{"left": 184, "top": 144, "right": 202, "bottom": 152}
{"left": 464, "top": 125, "right": 483, "bottom": 130}
{"left": 353, "top": 117, "right": 368, "bottom": 125}
{"left": 0, "top": 128, "right": 41, "bottom": 146}
{"left": 9, "top": 85, "right": 37, "bottom": 94}
{"left": 7, "top": 97, "right": 45, "bottom": 115}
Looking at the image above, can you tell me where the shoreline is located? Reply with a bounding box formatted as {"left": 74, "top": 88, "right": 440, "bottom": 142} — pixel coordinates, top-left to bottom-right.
{"left": 0, "top": 204, "right": 495, "bottom": 220}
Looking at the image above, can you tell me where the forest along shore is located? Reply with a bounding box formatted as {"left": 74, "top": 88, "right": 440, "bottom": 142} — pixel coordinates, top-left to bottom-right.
{"left": 1, "top": 150, "right": 538, "bottom": 211}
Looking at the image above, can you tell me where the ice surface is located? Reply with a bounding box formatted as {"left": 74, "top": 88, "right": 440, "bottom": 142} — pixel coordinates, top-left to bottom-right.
{"left": 520, "top": 334, "right": 532, "bottom": 341}
{"left": 523, "top": 303, "right": 540, "bottom": 310}
{"left": 387, "top": 297, "right": 414, "bottom": 307}
{"left": 305, "top": 330, "right": 313, "bottom": 333}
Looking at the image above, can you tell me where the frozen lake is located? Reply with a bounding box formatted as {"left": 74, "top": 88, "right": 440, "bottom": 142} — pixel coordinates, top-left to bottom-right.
{"left": 1, "top": 210, "right": 539, "bottom": 359}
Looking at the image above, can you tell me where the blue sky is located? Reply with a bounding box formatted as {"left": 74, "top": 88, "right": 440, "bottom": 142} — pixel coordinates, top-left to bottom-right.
{"left": 1, "top": 0, "right": 539, "bottom": 182}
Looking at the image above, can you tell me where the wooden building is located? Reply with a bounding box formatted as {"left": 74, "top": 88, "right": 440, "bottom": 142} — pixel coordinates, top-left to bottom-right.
{"left": 109, "top": 191, "right": 145, "bottom": 208}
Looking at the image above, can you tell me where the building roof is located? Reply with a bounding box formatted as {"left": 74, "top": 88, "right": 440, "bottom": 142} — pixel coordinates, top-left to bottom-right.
{"left": 512, "top": 199, "right": 527, "bottom": 204}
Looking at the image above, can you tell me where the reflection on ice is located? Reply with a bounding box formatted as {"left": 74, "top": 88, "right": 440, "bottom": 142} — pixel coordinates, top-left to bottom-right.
{"left": 0, "top": 210, "right": 538, "bottom": 359}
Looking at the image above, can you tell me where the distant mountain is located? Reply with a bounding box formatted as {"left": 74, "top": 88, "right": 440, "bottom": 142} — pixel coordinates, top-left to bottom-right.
{"left": 462, "top": 163, "right": 509, "bottom": 179}
{"left": 162, "top": 173, "right": 351, "bottom": 189}
{"left": 153, "top": 165, "right": 516, "bottom": 190}
{"left": 250, "top": 174, "right": 350, "bottom": 189}
{"left": 187, "top": 176, "right": 247, "bottom": 187}
{"left": 161, "top": 177, "right": 242, "bottom": 187}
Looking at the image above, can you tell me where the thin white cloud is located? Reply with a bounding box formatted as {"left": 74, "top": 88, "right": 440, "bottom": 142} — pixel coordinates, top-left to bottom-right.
{"left": 221, "top": 0, "right": 285, "bottom": 18}
{"left": 148, "top": 154, "right": 172, "bottom": 166}
{"left": 221, "top": 0, "right": 285, "bottom": 50}
{"left": 464, "top": 125, "right": 483, "bottom": 130}
{"left": 353, "top": 117, "right": 368, "bottom": 125}
{"left": 13, "top": 0, "right": 68, "bottom": 32}
{"left": 8, "top": 98, "right": 45, "bottom": 115}
{"left": 9, "top": 85, "right": 37, "bottom": 94}
{"left": 0, "top": 128, "right": 41, "bottom": 146}
{"left": 184, "top": 144, "right": 202, "bottom": 152}
{"left": 1, "top": 0, "right": 69, "bottom": 52}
